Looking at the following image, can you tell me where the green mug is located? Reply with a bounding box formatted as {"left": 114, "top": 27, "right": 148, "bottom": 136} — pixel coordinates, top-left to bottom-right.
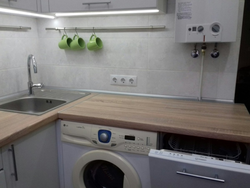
{"left": 70, "top": 34, "right": 85, "bottom": 50}
{"left": 87, "top": 34, "right": 103, "bottom": 51}
{"left": 58, "top": 34, "right": 72, "bottom": 49}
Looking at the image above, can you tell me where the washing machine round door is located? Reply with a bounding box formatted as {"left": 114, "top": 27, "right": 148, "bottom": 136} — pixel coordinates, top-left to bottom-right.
{"left": 72, "top": 150, "right": 141, "bottom": 188}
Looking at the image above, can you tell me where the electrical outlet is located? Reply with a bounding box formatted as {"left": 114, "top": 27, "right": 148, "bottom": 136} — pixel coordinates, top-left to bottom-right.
{"left": 110, "top": 75, "right": 137, "bottom": 86}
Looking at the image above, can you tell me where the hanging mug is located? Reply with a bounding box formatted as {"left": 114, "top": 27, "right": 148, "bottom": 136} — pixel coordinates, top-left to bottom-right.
{"left": 87, "top": 34, "right": 103, "bottom": 51}
{"left": 58, "top": 34, "right": 72, "bottom": 49}
{"left": 70, "top": 34, "right": 86, "bottom": 50}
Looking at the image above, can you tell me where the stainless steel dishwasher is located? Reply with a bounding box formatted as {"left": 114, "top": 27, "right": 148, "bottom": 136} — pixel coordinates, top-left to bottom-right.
{"left": 149, "top": 133, "right": 250, "bottom": 188}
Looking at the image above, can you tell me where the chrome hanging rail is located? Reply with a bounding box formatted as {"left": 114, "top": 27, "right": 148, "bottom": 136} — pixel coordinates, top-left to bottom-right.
{"left": 0, "top": 25, "right": 31, "bottom": 30}
{"left": 45, "top": 25, "right": 166, "bottom": 31}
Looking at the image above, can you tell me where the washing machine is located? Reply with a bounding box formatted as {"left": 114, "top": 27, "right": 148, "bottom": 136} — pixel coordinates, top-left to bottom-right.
{"left": 58, "top": 120, "right": 158, "bottom": 188}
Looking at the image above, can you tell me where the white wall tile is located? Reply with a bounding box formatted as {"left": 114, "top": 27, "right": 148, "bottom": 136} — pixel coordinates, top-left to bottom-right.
{"left": 39, "top": 65, "right": 90, "bottom": 89}
{"left": 88, "top": 38, "right": 149, "bottom": 69}
{"left": 148, "top": 38, "right": 201, "bottom": 72}
{"left": 0, "top": 14, "right": 40, "bottom": 97}
{"left": 146, "top": 71, "right": 200, "bottom": 97}
{"left": 201, "top": 72, "right": 219, "bottom": 99}
{"left": 0, "top": 0, "right": 245, "bottom": 101}
{"left": 217, "top": 73, "right": 237, "bottom": 100}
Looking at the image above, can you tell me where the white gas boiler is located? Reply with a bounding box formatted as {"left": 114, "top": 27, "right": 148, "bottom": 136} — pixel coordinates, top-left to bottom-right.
{"left": 175, "top": 0, "right": 240, "bottom": 43}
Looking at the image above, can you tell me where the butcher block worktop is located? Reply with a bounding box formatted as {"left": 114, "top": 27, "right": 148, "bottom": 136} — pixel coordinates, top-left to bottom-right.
{"left": 58, "top": 94, "right": 250, "bottom": 143}
{"left": 1, "top": 93, "right": 250, "bottom": 147}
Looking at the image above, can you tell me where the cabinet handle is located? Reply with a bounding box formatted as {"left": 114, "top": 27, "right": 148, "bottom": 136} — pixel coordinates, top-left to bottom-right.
{"left": 8, "top": 145, "right": 18, "bottom": 181}
{"left": 176, "top": 169, "right": 225, "bottom": 183}
{"left": 8, "top": 0, "right": 17, "bottom": 2}
{"left": 82, "top": 1, "right": 111, "bottom": 6}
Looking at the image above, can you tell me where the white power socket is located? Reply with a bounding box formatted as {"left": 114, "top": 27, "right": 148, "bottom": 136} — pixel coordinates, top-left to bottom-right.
{"left": 110, "top": 75, "right": 137, "bottom": 86}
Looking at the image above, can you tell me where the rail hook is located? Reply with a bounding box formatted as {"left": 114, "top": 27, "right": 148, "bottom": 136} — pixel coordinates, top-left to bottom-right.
{"left": 63, "top": 27, "right": 67, "bottom": 36}
{"left": 93, "top": 27, "right": 95, "bottom": 35}
{"left": 75, "top": 27, "right": 78, "bottom": 35}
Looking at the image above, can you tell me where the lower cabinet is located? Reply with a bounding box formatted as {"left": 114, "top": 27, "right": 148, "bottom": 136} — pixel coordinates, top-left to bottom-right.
{"left": 0, "top": 170, "right": 7, "bottom": 188}
{"left": 0, "top": 148, "right": 7, "bottom": 188}
{"left": 2, "top": 122, "right": 59, "bottom": 188}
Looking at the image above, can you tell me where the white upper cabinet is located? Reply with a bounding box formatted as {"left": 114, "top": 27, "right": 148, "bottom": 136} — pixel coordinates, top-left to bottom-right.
{"left": 40, "top": 0, "right": 49, "bottom": 12}
{"left": 49, "top": 0, "right": 166, "bottom": 13}
{"left": 0, "top": 0, "right": 9, "bottom": 7}
{"left": 0, "top": 0, "right": 38, "bottom": 12}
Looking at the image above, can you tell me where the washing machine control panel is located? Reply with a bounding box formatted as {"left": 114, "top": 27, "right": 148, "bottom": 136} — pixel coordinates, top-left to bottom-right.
{"left": 61, "top": 121, "right": 158, "bottom": 155}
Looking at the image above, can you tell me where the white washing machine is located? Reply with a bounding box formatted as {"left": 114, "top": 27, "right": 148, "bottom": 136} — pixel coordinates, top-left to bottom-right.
{"left": 58, "top": 120, "right": 158, "bottom": 188}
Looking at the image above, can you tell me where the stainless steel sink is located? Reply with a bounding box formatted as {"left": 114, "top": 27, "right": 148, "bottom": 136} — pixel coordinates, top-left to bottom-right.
{"left": 0, "top": 98, "right": 66, "bottom": 115}
{"left": 0, "top": 88, "right": 90, "bottom": 115}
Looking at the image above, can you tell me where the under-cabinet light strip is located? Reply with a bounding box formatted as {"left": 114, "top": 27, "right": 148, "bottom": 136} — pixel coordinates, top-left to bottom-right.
{"left": 0, "top": 7, "right": 55, "bottom": 19}
{"left": 45, "top": 25, "right": 166, "bottom": 31}
{"left": 55, "top": 9, "right": 159, "bottom": 17}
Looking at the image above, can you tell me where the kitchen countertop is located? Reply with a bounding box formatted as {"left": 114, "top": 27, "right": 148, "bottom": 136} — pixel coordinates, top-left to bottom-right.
{"left": 1, "top": 93, "right": 250, "bottom": 147}
{"left": 58, "top": 94, "right": 250, "bottom": 143}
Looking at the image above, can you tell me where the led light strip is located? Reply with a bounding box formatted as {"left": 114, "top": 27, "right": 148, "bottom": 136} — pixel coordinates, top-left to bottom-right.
{"left": 0, "top": 7, "right": 55, "bottom": 19}
{"left": 55, "top": 9, "right": 159, "bottom": 17}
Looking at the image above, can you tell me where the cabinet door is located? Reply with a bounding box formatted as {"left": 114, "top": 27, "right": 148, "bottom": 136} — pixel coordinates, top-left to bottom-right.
{"left": 8, "top": 0, "right": 38, "bottom": 12}
{"left": 40, "top": 0, "right": 50, "bottom": 13}
{"left": 0, "top": 148, "right": 3, "bottom": 169}
{"left": 2, "top": 122, "right": 59, "bottom": 188}
{"left": 0, "top": 170, "right": 7, "bottom": 188}
{"left": 49, "top": 0, "right": 157, "bottom": 12}
{"left": 0, "top": 0, "right": 9, "bottom": 7}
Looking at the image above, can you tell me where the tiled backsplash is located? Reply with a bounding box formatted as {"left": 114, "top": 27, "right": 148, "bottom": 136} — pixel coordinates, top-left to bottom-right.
{"left": 0, "top": 14, "right": 39, "bottom": 97}
{"left": 0, "top": 0, "right": 245, "bottom": 101}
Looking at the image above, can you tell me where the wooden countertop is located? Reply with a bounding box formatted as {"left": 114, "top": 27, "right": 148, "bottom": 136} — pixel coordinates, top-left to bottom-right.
{"left": 58, "top": 94, "right": 250, "bottom": 143}
{"left": 1, "top": 93, "right": 250, "bottom": 147}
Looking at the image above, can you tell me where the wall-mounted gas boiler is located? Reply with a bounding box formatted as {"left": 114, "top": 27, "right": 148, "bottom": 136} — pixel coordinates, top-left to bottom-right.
{"left": 175, "top": 0, "right": 240, "bottom": 43}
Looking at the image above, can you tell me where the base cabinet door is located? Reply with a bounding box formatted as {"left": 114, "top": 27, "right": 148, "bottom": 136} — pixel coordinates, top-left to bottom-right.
{"left": 0, "top": 170, "right": 7, "bottom": 188}
{"left": 2, "top": 122, "right": 59, "bottom": 188}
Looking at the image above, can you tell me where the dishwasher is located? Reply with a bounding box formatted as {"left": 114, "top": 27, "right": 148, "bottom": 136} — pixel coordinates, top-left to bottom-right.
{"left": 149, "top": 133, "right": 250, "bottom": 188}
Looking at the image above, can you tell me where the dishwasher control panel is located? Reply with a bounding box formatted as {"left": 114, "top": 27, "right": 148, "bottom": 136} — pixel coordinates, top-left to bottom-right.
{"left": 61, "top": 120, "right": 158, "bottom": 155}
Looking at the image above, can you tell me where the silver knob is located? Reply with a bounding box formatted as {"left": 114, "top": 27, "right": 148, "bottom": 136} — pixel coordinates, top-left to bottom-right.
{"left": 198, "top": 26, "right": 204, "bottom": 32}
{"left": 100, "top": 133, "right": 109, "bottom": 142}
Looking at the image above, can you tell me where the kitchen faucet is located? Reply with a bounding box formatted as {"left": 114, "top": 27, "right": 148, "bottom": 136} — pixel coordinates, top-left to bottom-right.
{"left": 27, "top": 54, "right": 43, "bottom": 95}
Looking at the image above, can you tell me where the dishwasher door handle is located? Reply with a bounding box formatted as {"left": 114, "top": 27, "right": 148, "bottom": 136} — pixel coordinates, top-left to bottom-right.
{"left": 176, "top": 169, "right": 225, "bottom": 183}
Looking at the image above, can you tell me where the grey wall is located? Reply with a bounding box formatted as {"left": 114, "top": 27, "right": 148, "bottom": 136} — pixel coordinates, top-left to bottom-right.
{"left": 0, "top": 0, "right": 245, "bottom": 101}
{"left": 0, "top": 14, "right": 39, "bottom": 97}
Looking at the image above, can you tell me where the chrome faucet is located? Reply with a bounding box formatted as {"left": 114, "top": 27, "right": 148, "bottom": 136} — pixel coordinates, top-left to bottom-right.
{"left": 27, "top": 54, "right": 43, "bottom": 95}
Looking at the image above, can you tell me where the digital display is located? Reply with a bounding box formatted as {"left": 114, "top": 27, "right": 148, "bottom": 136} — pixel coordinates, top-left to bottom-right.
{"left": 125, "top": 135, "right": 135, "bottom": 141}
